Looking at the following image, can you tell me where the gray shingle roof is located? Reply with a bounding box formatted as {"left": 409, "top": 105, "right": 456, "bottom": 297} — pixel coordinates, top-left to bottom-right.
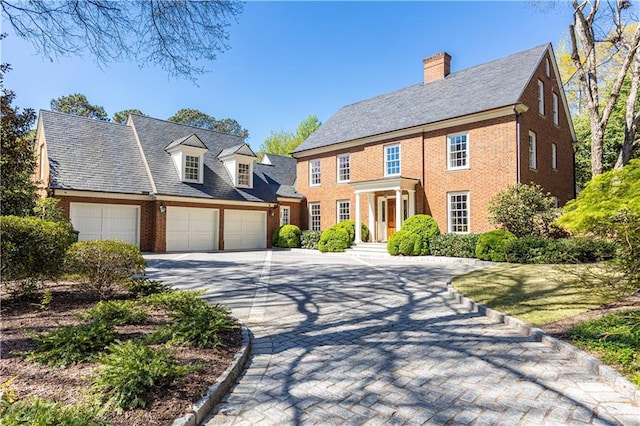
{"left": 294, "top": 44, "right": 549, "bottom": 154}
{"left": 255, "top": 154, "right": 303, "bottom": 199}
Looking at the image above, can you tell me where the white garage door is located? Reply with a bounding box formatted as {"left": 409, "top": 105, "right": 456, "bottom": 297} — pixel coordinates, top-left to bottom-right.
{"left": 166, "top": 207, "right": 219, "bottom": 252}
{"left": 224, "top": 210, "right": 267, "bottom": 250}
{"left": 70, "top": 203, "right": 140, "bottom": 246}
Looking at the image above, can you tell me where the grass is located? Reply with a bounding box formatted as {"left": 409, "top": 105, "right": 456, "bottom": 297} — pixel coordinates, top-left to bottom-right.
{"left": 451, "top": 264, "right": 619, "bottom": 327}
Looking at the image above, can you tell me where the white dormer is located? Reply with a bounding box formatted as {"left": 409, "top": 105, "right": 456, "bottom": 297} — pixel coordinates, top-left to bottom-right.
{"left": 165, "top": 134, "right": 208, "bottom": 184}
{"left": 217, "top": 143, "right": 257, "bottom": 189}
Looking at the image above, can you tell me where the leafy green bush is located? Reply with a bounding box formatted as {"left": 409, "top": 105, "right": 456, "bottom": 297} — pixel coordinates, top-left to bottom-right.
{"left": 504, "top": 236, "right": 549, "bottom": 264}
{"left": 0, "top": 216, "right": 76, "bottom": 283}
{"left": 32, "top": 197, "right": 66, "bottom": 222}
{"left": 429, "top": 233, "right": 480, "bottom": 258}
{"left": 78, "top": 300, "right": 147, "bottom": 326}
{"left": 144, "top": 288, "right": 206, "bottom": 312}
{"left": 400, "top": 215, "right": 440, "bottom": 254}
{"left": 124, "top": 277, "right": 172, "bottom": 298}
{"left": 272, "top": 224, "right": 302, "bottom": 248}
{"left": 300, "top": 230, "right": 321, "bottom": 249}
{"left": 65, "top": 240, "right": 146, "bottom": 298}
{"left": 26, "top": 321, "right": 116, "bottom": 367}
{"left": 1, "top": 397, "right": 109, "bottom": 426}
{"left": 505, "top": 237, "right": 616, "bottom": 264}
{"left": 334, "top": 220, "right": 370, "bottom": 243}
{"left": 318, "top": 226, "right": 350, "bottom": 253}
{"left": 387, "top": 230, "right": 423, "bottom": 256}
{"left": 92, "top": 340, "right": 190, "bottom": 411}
{"left": 475, "top": 230, "right": 517, "bottom": 262}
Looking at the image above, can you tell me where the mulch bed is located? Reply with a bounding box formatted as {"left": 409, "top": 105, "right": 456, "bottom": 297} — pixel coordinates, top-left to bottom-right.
{"left": 0, "top": 281, "right": 241, "bottom": 426}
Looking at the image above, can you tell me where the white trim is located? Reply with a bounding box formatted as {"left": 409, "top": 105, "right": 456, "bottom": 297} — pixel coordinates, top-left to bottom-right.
{"left": 155, "top": 195, "right": 271, "bottom": 208}
{"left": 309, "top": 159, "right": 321, "bottom": 187}
{"left": 446, "top": 132, "right": 470, "bottom": 171}
{"left": 384, "top": 143, "right": 401, "bottom": 177}
{"left": 529, "top": 131, "right": 537, "bottom": 170}
{"left": 336, "top": 199, "right": 350, "bottom": 222}
{"left": 280, "top": 206, "right": 291, "bottom": 226}
{"left": 545, "top": 45, "right": 577, "bottom": 141}
{"left": 277, "top": 197, "right": 303, "bottom": 203}
{"left": 537, "top": 80, "right": 545, "bottom": 115}
{"left": 70, "top": 202, "right": 141, "bottom": 246}
{"left": 447, "top": 191, "right": 470, "bottom": 234}
{"left": 336, "top": 153, "right": 350, "bottom": 183}
{"left": 309, "top": 202, "right": 321, "bottom": 231}
{"left": 552, "top": 93, "right": 559, "bottom": 125}
{"left": 129, "top": 118, "right": 158, "bottom": 194}
{"left": 236, "top": 161, "right": 253, "bottom": 188}
{"left": 56, "top": 190, "right": 153, "bottom": 201}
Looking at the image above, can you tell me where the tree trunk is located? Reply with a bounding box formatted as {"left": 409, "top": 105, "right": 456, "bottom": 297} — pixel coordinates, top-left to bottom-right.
{"left": 615, "top": 46, "right": 640, "bottom": 169}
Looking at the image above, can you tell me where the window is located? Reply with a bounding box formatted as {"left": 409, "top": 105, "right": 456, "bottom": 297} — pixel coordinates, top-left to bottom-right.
{"left": 537, "top": 80, "right": 544, "bottom": 115}
{"left": 553, "top": 93, "right": 559, "bottom": 125}
{"left": 237, "top": 163, "right": 250, "bottom": 186}
{"left": 385, "top": 144, "right": 400, "bottom": 176}
{"left": 545, "top": 58, "right": 550, "bottom": 77}
{"left": 337, "top": 200, "right": 350, "bottom": 222}
{"left": 448, "top": 192, "right": 469, "bottom": 234}
{"left": 280, "top": 206, "right": 290, "bottom": 226}
{"left": 447, "top": 133, "right": 469, "bottom": 170}
{"left": 310, "top": 160, "right": 321, "bottom": 186}
{"left": 309, "top": 202, "right": 321, "bottom": 231}
{"left": 185, "top": 155, "right": 200, "bottom": 181}
{"left": 551, "top": 143, "right": 557, "bottom": 170}
{"left": 337, "top": 154, "right": 350, "bottom": 183}
{"left": 39, "top": 144, "right": 46, "bottom": 181}
{"left": 529, "top": 131, "right": 537, "bottom": 169}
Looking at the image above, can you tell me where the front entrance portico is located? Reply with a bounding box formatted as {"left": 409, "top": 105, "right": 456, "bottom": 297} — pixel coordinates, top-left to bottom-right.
{"left": 351, "top": 177, "right": 419, "bottom": 244}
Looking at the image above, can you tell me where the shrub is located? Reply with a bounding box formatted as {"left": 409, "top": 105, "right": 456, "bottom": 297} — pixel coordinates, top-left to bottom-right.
{"left": 488, "top": 183, "right": 558, "bottom": 237}
{"left": 334, "top": 220, "right": 370, "bottom": 243}
{"left": 1, "top": 397, "right": 109, "bottom": 426}
{"left": 399, "top": 215, "right": 440, "bottom": 254}
{"left": 387, "top": 230, "right": 423, "bottom": 256}
{"left": 300, "top": 230, "right": 321, "bottom": 249}
{"left": 125, "top": 277, "right": 173, "bottom": 297}
{"left": 144, "top": 288, "right": 207, "bottom": 312}
{"left": 545, "top": 238, "right": 616, "bottom": 264}
{"left": 272, "top": 224, "right": 301, "bottom": 248}
{"left": 429, "top": 233, "right": 480, "bottom": 258}
{"left": 26, "top": 321, "right": 116, "bottom": 368}
{"left": 32, "top": 197, "right": 66, "bottom": 222}
{"left": 92, "top": 340, "right": 190, "bottom": 411}
{"left": 0, "top": 216, "right": 76, "bottom": 284}
{"left": 78, "top": 300, "right": 147, "bottom": 326}
{"left": 475, "top": 230, "right": 517, "bottom": 262}
{"left": 318, "top": 226, "right": 350, "bottom": 253}
{"left": 65, "top": 240, "right": 146, "bottom": 298}
{"left": 504, "top": 236, "right": 549, "bottom": 264}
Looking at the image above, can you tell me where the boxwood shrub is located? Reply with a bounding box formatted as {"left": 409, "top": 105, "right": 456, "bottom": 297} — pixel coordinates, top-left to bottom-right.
{"left": 300, "top": 230, "right": 321, "bottom": 250}
{"left": 333, "top": 220, "right": 370, "bottom": 243}
{"left": 400, "top": 215, "right": 440, "bottom": 254}
{"left": 475, "top": 230, "right": 517, "bottom": 262}
{"left": 429, "top": 233, "right": 480, "bottom": 258}
{"left": 505, "top": 236, "right": 616, "bottom": 264}
{"left": 387, "top": 230, "right": 423, "bottom": 256}
{"left": 318, "top": 226, "right": 350, "bottom": 253}
{"left": 272, "top": 224, "right": 302, "bottom": 248}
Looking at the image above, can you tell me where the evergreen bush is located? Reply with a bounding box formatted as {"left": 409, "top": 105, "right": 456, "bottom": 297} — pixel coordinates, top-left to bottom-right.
{"left": 317, "top": 226, "right": 350, "bottom": 253}
{"left": 300, "top": 230, "right": 322, "bottom": 249}
{"left": 271, "top": 224, "right": 302, "bottom": 248}
{"left": 387, "top": 230, "right": 423, "bottom": 256}
{"left": 429, "top": 233, "right": 480, "bottom": 258}
{"left": 475, "top": 230, "right": 517, "bottom": 262}
{"left": 400, "top": 215, "right": 440, "bottom": 254}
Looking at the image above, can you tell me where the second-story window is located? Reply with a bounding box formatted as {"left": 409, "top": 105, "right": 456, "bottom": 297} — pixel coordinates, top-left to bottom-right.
{"left": 553, "top": 93, "right": 559, "bottom": 125}
{"left": 237, "top": 163, "right": 250, "bottom": 186}
{"left": 337, "top": 154, "right": 350, "bottom": 183}
{"left": 447, "top": 133, "right": 469, "bottom": 170}
{"left": 385, "top": 144, "right": 400, "bottom": 176}
{"left": 529, "top": 131, "right": 537, "bottom": 169}
{"left": 310, "top": 159, "right": 321, "bottom": 186}
{"left": 538, "top": 80, "right": 545, "bottom": 115}
{"left": 185, "top": 155, "right": 200, "bottom": 181}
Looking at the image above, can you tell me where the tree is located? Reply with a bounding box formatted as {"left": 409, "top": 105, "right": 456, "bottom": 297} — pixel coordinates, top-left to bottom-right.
{"left": 112, "top": 109, "right": 145, "bottom": 124}
{"left": 50, "top": 94, "right": 108, "bottom": 121}
{"left": 168, "top": 108, "right": 248, "bottom": 140}
{"left": 568, "top": 1, "right": 640, "bottom": 176}
{"left": 2, "top": 1, "right": 243, "bottom": 81}
{"left": 1, "top": 63, "right": 37, "bottom": 217}
{"left": 259, "top": 115, "right": 321, "bottom": 157}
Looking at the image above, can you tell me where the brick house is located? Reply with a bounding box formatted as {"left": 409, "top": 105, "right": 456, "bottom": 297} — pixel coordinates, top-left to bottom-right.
{"left": 34, "top": 111, "right": 303, "bottom": 252}
{"left": 292, "top": 43, "right": 576, "bottom": 243}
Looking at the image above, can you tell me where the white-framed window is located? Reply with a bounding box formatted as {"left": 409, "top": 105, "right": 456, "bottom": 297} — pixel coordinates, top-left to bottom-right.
{"left": 553, "top": 93, "right": 559, "bottom": 125}
{"left": 309, "top": 202, "right": 321, "bottom": 231}
{"left": 280, "top": 206, "right": 290, "bottom": 226}
{"left": 184, "top": 155, "right": 200, "bottom": 181}
{"left": 551, "top": 143, "right": 557, "bottom": 170}
{"left": 447, "top": 133, "right": 469, "bottom": 170}
{"left": 448, "top": 191, "right": 470, "bottom": 234}
{"left": 529, "top": 131, "right": 537, "bottom": 169}
{"left": 39, "top": 144, "right": 46, "bottom": 181}
{"left": 337, "top": 154, "right": 350, "bottom": 183}
{"left": 384, "top": 144, "right": 400, "bottom": 176}
{"left": 545, "top": 58, "right": 550, "bottom": 77}
{"left": 538, "top": 80, "right": 545, "bottom": 115}
{"left": 237, "top": 162, "right": 251, "bottom": 187}
{"left": 337, "top": 200, "right": 350, "bottom": 222}
{"left": 310, "top": 160, "right": 321, "bottom": 186}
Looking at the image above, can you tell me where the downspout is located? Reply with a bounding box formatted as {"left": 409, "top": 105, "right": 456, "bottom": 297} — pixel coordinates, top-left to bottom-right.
{"left": 514, "top": 105, "right": 521, "bottom": 183}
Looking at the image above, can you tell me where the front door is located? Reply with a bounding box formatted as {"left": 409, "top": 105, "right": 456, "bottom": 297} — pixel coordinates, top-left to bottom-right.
{"left": 387, "top": 199, "right": 396, "bottom": 240}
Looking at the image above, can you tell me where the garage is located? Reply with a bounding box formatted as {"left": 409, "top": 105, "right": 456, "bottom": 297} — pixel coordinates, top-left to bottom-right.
{"left": 70, "top": 203, "right": 140, "bottom": 246}
{"left": 224, "top": 210, "right": 267, "bottom": 250}
{"left": 166, "top": 207, "right": 219, "bottom": 252}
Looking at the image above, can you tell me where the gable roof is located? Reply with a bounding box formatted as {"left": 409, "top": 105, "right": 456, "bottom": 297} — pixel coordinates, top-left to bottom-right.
{"left": 255, "top": 154, "right": 303, "bottom": 199}
{"left": 165, "top": 134, "right": 208, "bottom": 151}
{"left": 217, "top": 143, "right": 257, "bottom": 159}
{"left": 294, "top": 44, "right": 550, "bottom": 155}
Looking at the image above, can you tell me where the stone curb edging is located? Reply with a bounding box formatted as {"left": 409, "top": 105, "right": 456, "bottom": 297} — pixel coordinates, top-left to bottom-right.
{"left": 173, "top": 325, "right": 252, "bottom": 426}
{"left": 445, "top": 278, "right": 640, "bottom": 405}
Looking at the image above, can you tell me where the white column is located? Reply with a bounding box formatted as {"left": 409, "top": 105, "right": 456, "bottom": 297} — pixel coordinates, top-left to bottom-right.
{"left": 408, "top": 190, "right": 416, "bottom": 217}
{"left": 367, "top": 194, "right": 375, "bottom": 243}
{"left": 355, "top": 192, "right": 362, "bottom": 244}
{"left": 395, "top": 190, "right": 402, "bottom": 231}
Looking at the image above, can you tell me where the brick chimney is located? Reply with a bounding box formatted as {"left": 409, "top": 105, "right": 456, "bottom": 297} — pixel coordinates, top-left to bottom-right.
{"left": 423, "top": 52, "right": 451, "bottom": 83}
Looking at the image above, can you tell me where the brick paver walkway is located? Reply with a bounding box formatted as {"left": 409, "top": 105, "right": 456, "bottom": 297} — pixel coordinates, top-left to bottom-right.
{"left": 145, "top": 251, "right": 640, "bottom": 426}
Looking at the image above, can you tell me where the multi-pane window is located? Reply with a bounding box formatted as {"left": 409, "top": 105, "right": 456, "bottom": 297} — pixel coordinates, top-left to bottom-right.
{"left": 448, "top": 192, "right": 469, "bottom": 234}
{"left": 310, "top": 160, "right": 321, "bottom": 186}
{"left": 385, "top": 144, "right": 400, "bottom": 176}
{"left": 280, "top": 206, "right": 290, "bottom": 226}
{"left": 237, "top": 163, "right": 250, "bottom": 186}
{"left": 337, "top": 154, "right": 350, "bottom": 183}
{"left": 337, "top": 200, "right": 350, "bottom": 222}
{"left": 538, "top": 80, "right": 545, "bottom": 115}
{"left": 551, "top": 143, "right": 557, "bottom": 170}
{"left": 309, "top": 202, "right": 321, "bottom": 231}
{"left": 447, "top": 133, "right": 468, "bottom": 170}
{"left": 553, "top": 93, "right": 559, "bottom": 125}
{"left": 185, "top": 155, "right": 200, "bottom": 181}
{"left": 529, "top": 131, "right": 537, "bottom": 169}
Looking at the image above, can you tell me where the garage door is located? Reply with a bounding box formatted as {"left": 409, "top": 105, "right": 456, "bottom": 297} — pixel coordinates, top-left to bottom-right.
{"left": 70, "top": 203, "right": 140, "bottom": 246}
{"left": 224, "top": 210, "right": 267, "bottom": 250}
{"left": 166, "top": 207, "right": 219, "bottom": 252}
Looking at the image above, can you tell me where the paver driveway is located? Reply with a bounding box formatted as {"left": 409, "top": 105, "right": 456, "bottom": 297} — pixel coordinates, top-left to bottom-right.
{"left": 145, "top": 250, "right": 640, "bottom": 426}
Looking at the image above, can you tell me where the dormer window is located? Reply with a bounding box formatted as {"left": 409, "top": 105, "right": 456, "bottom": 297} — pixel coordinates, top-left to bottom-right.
{"left": 165, "top": 134, "right": 208, "bottom": 184}
{"left": 238, "top": 162, "right": 251, "bottom": 186}
{"left": 217, "top": 143, "right": 257, "bottom": 189}
{"left": 185, "top": 155, "right": 200, "bottom": 181}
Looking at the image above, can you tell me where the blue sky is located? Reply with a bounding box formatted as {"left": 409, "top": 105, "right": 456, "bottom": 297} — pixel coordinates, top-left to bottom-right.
{"left": 2, "top": 1, "right": 577, "bottom": 151}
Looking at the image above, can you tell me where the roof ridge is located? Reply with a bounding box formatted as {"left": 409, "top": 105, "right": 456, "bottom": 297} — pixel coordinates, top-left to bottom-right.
{"left": 131, "top": 114, "right": 245, "bottom": 139}
{"left": 40, "top": 109, "right": 129, "bottom": 127}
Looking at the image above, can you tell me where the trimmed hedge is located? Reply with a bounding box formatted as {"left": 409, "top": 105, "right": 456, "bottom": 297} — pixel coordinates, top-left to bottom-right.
{"left": 318, "top": 227, "right": 350, "bottom": 253}
{"left": 0, "top": 215, "right": 76, "bottom": 281}
{"left": 334, "top": 220, "right": 370, "bottom": 243}
{"left": 505, "top": 236, "right": 616, "bottom": 264}
{"left": 300, "top": 230, "right": 321, "bottom": 250}
{"left": 475, "top": 230, "right": 517, "bottom": 262}
{"left": 429, "top": 233, "right": 480, "bottom": 258}
{"left": 387, "top": 230, "right": 422, "bottom": 256}
{"left": 272, "top": 224, "right": 301, "bottom": 248}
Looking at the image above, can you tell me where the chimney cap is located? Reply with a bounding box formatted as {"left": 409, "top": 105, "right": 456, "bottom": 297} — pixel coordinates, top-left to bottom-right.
{"left": 423, "top": 52, "right": 451, "bottom": 64}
